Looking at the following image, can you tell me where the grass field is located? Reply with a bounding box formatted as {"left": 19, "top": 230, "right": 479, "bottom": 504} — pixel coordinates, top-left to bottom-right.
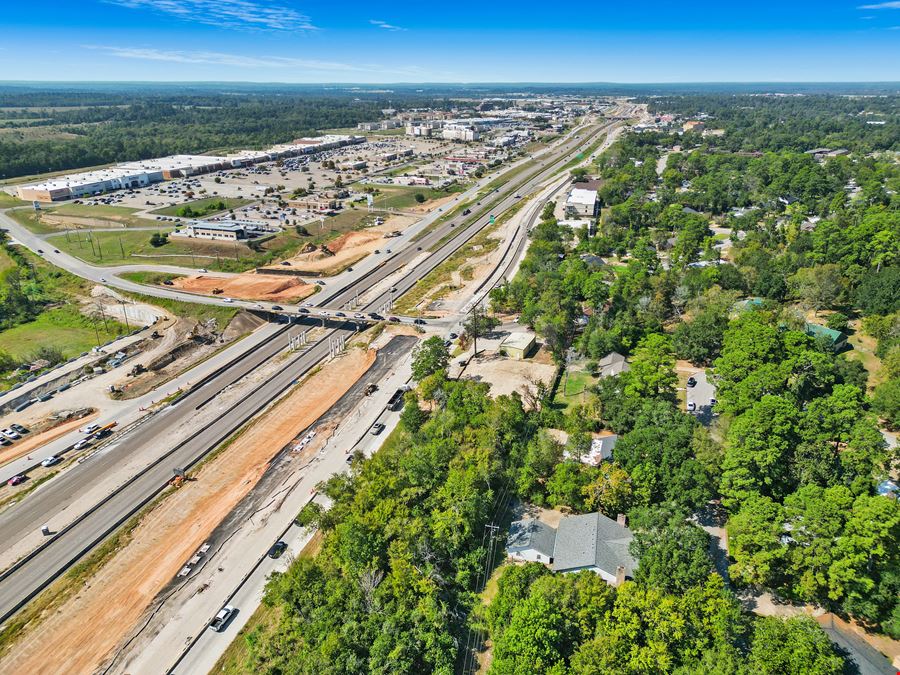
{"left": 369, "top": 184, "right": 465, "bottom": 211}
{"left": 118, "top": 270, "right": 184, "bottom": 285}
{"left": 0, "top": 192, "right": 27, "bottom": 208}
{"left": 151, "top": 196, "right": 249, "bottom": 217}
{"left": 553, "top": 368, "right": 598, "bottom": 410}
{"left": 0, "top": 305, "right": 129, "bottom": 361}
{"left": 0, "top": 248, "right": 15, "bottom": 274}
{"left": 7, "top": 203, "right": 159, "bottom": 233}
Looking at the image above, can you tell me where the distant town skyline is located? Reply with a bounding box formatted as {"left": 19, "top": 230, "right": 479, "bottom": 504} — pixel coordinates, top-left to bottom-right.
{"left": 3, "top": 0, "right": 899, "bottom": 83}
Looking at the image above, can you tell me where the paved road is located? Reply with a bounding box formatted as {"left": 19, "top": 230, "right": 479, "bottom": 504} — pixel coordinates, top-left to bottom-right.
{"left": 0, "top": 320, "right": 357, "bottom": 622}
{"left": 113, "top": 338, "right": 416, "bottom": 675}
{"left": 0, "top": 110, "right": 630, "bottom": 627}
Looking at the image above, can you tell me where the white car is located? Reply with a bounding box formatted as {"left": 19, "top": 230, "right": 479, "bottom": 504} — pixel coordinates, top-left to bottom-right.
{"left": 686, "top": 401, "right": 697, "bottom": 412}
{"left": 82, "top": 423, "right": 100, "bottom": 435}
{"left": 198, "top": 268, "right": 208, "bottom": 273}
{"left": 222, "top": 297, "right": 234, "bottom": 303}
{"left": 1, "top": 428, "right": 20, "bottom": 440}
{"left": 100, "top": 277, "right": 107, "bottom": 283}
{"left": 73, "top": 438, "right": 92, "bottom": 450}
{"left": 209, "top": 605, "right": 236, "bottom": 632}
{"left": 41, "top": 456, "right": 61, "bottom": 467}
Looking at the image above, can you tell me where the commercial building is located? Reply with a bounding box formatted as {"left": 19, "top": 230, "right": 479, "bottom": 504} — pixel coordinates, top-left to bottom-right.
{"left": 178, "top": 222, "right": 247, "bottom": 241}
{"left": 500, "top": 332, "right": 536, "bottom": 360}
{"left": 17, "top": 134, "right": 364, "bottom": 202}
{"left": 565, "top": 188, "right": 599, "bottom": 218}
{"left": 289, "top": 197, "right": 339, "bottom": 213}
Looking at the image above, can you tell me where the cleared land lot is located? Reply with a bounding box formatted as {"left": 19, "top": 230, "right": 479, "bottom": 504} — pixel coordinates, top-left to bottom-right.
{"left": 6, "top": 204, "right": 159, "bottom": 234}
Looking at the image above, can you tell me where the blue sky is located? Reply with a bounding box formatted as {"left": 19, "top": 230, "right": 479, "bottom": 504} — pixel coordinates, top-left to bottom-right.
{"left": 2, "top": 0, "right": 898, "bottom": 82}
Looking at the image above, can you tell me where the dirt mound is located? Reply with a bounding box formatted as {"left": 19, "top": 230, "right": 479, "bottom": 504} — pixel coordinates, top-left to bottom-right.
{"left": 172, "top": 274, "right": 315, "bottom": 302}
{"left": 222, "top": 311, "right": 265, "bottom": 340}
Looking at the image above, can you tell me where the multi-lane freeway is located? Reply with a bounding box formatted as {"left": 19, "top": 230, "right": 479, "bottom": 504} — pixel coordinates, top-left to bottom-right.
{"left": 0, "top": 107, "right": 634, "bottom": 626}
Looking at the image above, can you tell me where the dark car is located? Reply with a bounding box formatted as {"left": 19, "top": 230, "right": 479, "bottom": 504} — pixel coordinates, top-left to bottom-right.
{"left": 163, "top": 279, "right": 174, "bottom": 285}
{"left": 374, "top": 249, "right": 381, "bottom": 254}
{"left": 7, "top": 474, "right": 26, "bottom": 486}
{"left": 335, "top": 312, "right": 346, "bottom": 317}
{"left": 449, "top": 333, "right": 459, "bottom": 340}
{"left": 11, "top": 424, "right": 28, "bottom": 434}
{"left": 268, "top": 541, "right": 288, "bottom": 559}
{"left": 414, "top": 319, "right": 426, "bottom": 325}
{"left": 462, "top": 208, "right": 471, "bottom": 215}
{"left": 686, "top": 376, "right": 697, "bottom": 388}
{"left": 37, "top": 249, "right": 44, "bottom": 254}
{"left": 271, "top": 305, "right": 283, "bottom": 311}
{"left": 53, "top": 249, "right": 60, "bottom": 253}
{"left": 368, "top": 313, "right": 383, "bottom": 320}
{"left": 316, "top": 280, "right": 326, "bottom": 286}
{"left": 389, "top": 316, "right": 400, "bottom": 323}
{"left": 0, "top": 438, "right": 11, "bottom": 447}
{"left": 298, "top": 307, "right": 310, "bottom": 314}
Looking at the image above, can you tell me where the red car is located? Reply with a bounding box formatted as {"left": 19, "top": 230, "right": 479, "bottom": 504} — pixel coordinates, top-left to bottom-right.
{"left": 7, "top": 474, "right": 26, "bottom": 486}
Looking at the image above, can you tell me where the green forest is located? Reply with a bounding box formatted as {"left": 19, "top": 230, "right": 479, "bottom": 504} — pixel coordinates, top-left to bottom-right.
{"left": 0, "top": 91, "right": 456, "bottom": 179}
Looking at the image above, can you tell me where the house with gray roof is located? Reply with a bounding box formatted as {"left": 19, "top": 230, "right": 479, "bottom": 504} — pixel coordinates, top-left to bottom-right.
{"left": 506, "top": 518, "right": 557, "bottom": 564}
{"left": 506, "top": 512, "right": 636, "bottom": 586}
{"left": 597, "top": 352, "right": 629, "bottom": 378}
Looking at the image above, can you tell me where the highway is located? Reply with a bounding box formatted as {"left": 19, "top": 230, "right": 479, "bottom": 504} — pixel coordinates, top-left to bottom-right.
{"left": 0, "top": 109, "right": 632, "bottom": 627}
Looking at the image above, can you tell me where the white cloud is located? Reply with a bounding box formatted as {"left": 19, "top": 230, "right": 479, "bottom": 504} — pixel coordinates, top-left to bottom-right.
{"left": 369, "top": 19, "right": 406, "bottom": 32}
{"left": 104, "top": 0, "right": 316, "bottom": 32}
{"left": 858, "top": 1, "right": 900, "bottom": 8}
{"left": 82, "top": 45, "right": 430, "bottom": 76}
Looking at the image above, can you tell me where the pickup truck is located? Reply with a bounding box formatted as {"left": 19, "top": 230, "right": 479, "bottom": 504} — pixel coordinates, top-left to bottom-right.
{"left": 386, "top": 389, "right": 405, "bottom": 411}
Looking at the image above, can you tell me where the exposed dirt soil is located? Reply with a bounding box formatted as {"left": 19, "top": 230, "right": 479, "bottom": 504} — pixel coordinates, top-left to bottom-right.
{"left": 0, "top": 413, "right": 96, "bottom": 467}
{"left": 172, "top": 273, "right": 316, "bottom": 302}
{"left": 0, "top": 347, "right": 377, "bottom": 675}
{"left": 283, "top": 214, "right": 415, "bottom": 275}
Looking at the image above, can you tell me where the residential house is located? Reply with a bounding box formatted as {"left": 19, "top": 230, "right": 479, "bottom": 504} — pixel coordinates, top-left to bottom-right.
{"left": 597, "top": 352, "right": 629, "bottom": 378}
{"left": 506, "top": 512, "right": 636, "bottom": 586}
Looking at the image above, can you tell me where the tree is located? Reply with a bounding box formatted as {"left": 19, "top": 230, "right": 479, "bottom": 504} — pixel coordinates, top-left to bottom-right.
{"left": 546, "top": 461, "right": 593, "bottom": 511}
{"left": 414, "top": 192, "right": 426, "bottom": 204}
{"left": 149, "top": 232, "right": 168, "bottom": 247}
{"left": 748, "top": 617, "right": 844, "bottom": 675}
{"left": 855, "top": 266, "right": 900, "bottom": 316}
{"left": 872, "top": 378, "right": 900, "bottom": 429}
{"left": 399, "top": 391, "right": 427, "bottom": 432}
{"left": 629, "top": 507, "right": 714, "bottom": 594}
{"left": 787, "top": 264, "right": 843, "bottom": 315}
{"left": 623, "top": 333, "right": 677, "bottom": 400}
{"left": 462, "top": 311, "right": 500, "bottom": 343}
{"left": 726, "top": 494, "right": 786, "bottom": 588}
{"left": 673, "top": 310, "right": 728, "bottom": 365}
{"left": 582, "top": 462, "right": 633, "bottom": 517}
{"left": 410, "top": 336, "right": 450, "bottom": 381}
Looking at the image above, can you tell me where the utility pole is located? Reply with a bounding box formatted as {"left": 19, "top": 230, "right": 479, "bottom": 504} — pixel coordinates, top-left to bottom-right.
{"left": 119, "top": 299, "right": 130, "bottom": 330}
